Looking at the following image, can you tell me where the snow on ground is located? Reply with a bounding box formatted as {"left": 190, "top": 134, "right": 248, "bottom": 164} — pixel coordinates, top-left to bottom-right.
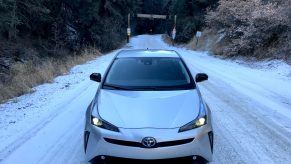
{"left": 0, "top": 52, "right": 117, "bottom": 163}
{"left": 0, "top": 35, "right": 290, "bottom": 164}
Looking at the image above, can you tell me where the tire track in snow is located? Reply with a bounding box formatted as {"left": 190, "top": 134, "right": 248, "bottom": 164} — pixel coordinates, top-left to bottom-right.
{"left": 38, "top": 109, "right": 85, "bottom": 164}
{"left": 200, "top": 77, "right": 291, "bottom": 163}
{"left": 1, "top": 82, "right": 95, "bottom": 164}
{"left": 0, "top": 81, "right": 92, "bottom": 162}
{"left": 177, "top": 49, "right": 291, "bottom": 163}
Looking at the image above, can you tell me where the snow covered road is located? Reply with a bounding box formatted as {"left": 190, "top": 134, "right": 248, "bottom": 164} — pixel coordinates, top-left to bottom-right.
{"left": 0, "top": 35, "right": 290, "bottom": 164}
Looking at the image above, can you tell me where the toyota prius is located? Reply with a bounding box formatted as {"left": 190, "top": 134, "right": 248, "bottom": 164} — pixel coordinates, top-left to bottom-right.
{"left": 84, "top": 50, "right": 213, "bottom": 164}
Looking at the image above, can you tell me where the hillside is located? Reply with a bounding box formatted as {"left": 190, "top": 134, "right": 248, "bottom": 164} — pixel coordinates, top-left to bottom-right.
{"left": 188, "top": 0, "right": 291, "bottom": 64}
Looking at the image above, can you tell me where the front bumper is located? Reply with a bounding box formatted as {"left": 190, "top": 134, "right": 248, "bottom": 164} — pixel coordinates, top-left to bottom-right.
{"left": 84, "top": 125, "right": 213, "bottom": 162}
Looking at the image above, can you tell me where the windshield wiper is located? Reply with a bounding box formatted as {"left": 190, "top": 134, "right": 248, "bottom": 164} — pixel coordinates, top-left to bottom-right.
{"left": 102, "top": 84, "right": 132, "bottom": 90}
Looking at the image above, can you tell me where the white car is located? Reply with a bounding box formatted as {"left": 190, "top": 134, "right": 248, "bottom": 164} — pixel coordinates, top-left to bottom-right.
{"left": 84, "top": 50, "right": 213, "bottom": 164}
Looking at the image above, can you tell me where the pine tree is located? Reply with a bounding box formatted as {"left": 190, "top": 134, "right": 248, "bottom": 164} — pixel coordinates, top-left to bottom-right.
{"left": 0, "top": 0, "right": 20, "bottom": 39}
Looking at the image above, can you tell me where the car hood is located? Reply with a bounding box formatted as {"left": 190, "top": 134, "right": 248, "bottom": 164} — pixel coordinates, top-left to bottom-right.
{"left": 97, "top": 89, "right": 200, "bottom": 129}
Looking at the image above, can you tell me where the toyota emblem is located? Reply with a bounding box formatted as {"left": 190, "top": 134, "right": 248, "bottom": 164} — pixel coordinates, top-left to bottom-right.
{"left": 141, "top": 137, "right": 157, "bottom": 148}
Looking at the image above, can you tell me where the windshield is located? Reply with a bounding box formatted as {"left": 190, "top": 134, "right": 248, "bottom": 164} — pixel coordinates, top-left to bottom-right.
{"left": 103, "top": 57, "right": 195, "bottom": 90}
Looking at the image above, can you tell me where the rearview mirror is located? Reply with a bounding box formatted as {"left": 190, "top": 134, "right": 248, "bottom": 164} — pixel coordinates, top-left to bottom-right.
{"left": 195, "top": 73, "right": 208, "bottom": 83}
{"left": 90, "top": 73, "right": 101, "bottom": 82}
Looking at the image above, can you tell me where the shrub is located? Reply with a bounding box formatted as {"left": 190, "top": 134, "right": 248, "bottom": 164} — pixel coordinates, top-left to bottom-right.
{"left": 0, "top": 48, "right": 100, "bottom": 103}
{"left": 206, "top": 0, "right": 291, "bottom": 61}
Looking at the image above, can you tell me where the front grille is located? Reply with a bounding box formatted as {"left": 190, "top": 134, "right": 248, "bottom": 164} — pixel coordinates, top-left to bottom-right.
{"left": 90, "top": 156, "right": 197, "bottom": 163}
{"left": 104, "top": 138, "right": 194, "bottom": 148}
{"left": 158, "top": 138, "right": 194, "bottom": 147}
{"left": 104, "top": 138, "right": 141, "bottom": 147}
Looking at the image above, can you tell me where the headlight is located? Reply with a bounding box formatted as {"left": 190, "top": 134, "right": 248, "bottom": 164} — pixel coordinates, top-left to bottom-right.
{"left": 91, "top": 104, "right": 119, "bottom": 132}
{"left": 179, "top": 101, "right": 207, "bottom": 132}
{"left": 91, "top": 116, "right": 119, "bottom": 132}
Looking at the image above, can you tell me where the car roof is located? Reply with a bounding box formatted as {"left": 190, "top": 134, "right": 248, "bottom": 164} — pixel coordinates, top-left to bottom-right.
{"left": 116, "top": 49, "right": 180, "bottom": 58}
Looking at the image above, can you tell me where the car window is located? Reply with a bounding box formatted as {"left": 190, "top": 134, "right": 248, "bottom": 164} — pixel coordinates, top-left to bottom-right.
{"left": 103, "top": 57, "right": 195, "bottom": 90}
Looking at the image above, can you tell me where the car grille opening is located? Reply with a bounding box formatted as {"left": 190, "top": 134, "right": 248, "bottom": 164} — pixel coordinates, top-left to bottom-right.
{"left": 104, "top": 138, "right": 194, "bottom": 148}
{"left": 90, "top": 156, "right": 199, "bottom": 163}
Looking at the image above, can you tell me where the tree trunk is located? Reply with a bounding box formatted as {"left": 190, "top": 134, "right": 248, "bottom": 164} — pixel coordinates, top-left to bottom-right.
{"left": 8, "top": 0, "right": 17, "bottom": 40}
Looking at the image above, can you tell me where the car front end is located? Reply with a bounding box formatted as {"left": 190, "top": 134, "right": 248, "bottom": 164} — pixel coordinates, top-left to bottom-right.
{"left": 84, "top": 50, "right": 213, "bottom": 163}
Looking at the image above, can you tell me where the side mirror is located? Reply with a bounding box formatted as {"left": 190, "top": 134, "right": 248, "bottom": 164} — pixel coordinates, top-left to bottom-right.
{"left": 195, "top": 73, "right": 208, "bottom": 83}
{"left": 90, "top": 73, "right": 101, "bottom": 82}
